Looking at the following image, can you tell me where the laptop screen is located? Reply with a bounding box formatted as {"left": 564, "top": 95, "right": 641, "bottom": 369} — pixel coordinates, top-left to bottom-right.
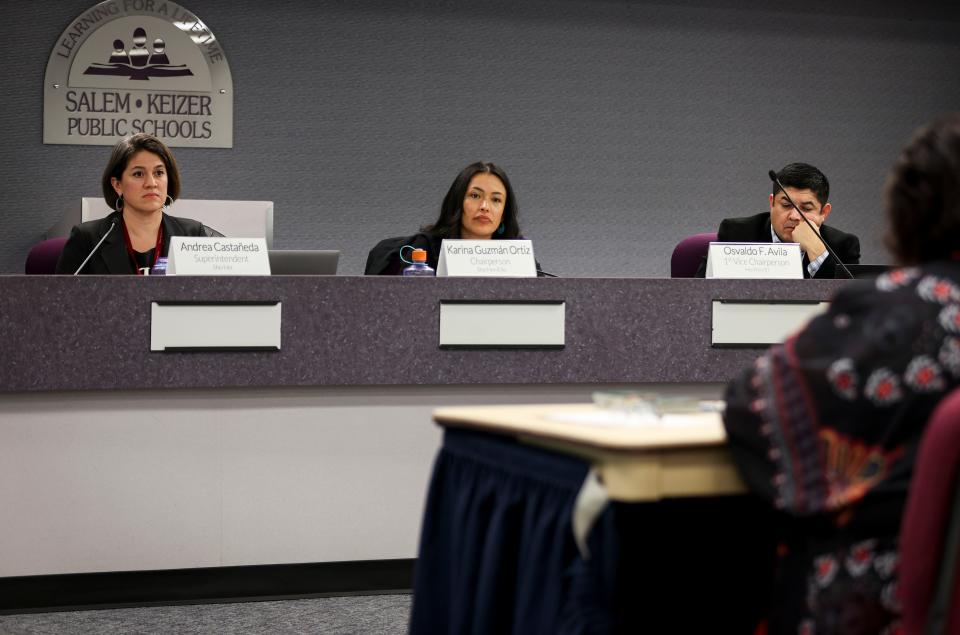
{"left": 268, "top": 250, "right": 339, "bottom": 275}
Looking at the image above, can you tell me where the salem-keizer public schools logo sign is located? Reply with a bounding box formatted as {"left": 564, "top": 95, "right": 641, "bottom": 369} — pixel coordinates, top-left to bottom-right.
{"left": 44, "top": 0, "right": 233, "bottom": 147}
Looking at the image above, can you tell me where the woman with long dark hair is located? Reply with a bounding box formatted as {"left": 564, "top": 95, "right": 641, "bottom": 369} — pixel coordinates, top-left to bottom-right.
{"left": 364, "top": 161, "right": 524, "bottom": 275}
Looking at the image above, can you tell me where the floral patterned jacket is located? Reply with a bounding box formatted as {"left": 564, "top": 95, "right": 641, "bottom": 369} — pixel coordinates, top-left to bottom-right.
{"left": 724, "top": 263, "right": 960, "bottom": 634}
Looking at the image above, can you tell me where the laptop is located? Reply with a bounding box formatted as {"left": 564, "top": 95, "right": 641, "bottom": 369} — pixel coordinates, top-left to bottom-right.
{"left": 835, "top": 264, "right": 890, "bottom": 279}
{"left": 268, "top": 250, "right": 339, "bottom": 275}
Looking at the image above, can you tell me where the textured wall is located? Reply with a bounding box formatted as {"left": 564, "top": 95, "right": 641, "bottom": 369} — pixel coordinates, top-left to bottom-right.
{"left": 3, "top": 0, "right": 959, "bottom": 275}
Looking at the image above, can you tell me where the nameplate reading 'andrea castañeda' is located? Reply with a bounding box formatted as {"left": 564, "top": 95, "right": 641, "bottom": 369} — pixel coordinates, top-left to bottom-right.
{"left": 706, "top": 242, "right": 803, "bottom": 279}
{"left": 436, "top": 240, "right": 537, "bottom": 277}
{"left": 167, "top": 237, "right": 269, "bottom": 275}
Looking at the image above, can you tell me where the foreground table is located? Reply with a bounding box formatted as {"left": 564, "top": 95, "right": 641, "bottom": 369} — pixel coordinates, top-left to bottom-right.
{"left": 411, "top": 403, "right": 777, "bottom": 634}
{"left": 431, "top": 403, "right": 746, "bottom": 501}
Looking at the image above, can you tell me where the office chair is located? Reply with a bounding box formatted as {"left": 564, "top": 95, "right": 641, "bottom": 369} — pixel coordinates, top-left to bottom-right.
{"left": 670, "top": 232, "right": 717, "bottom": 278}
{"left": 900, "top": 388, "right": 960, "bottom": 635}
{"left": 24, "top": 237, "right": 68, "bottom": 274}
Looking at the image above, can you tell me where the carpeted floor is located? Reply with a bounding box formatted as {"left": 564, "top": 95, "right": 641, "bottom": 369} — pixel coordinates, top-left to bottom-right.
{"left": 0, "top": 594, "right": 412, "bottom": 634}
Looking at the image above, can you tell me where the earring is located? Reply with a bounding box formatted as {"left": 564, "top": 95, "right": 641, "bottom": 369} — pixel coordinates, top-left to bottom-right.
{"left": 496, "top": 223, "right": 505, "bottom": 235}
{"left": 164, "top": 195, "right": 174, "bottom": 210}
{"left": 115, "top": 195, "right": 124, "bottom": 212}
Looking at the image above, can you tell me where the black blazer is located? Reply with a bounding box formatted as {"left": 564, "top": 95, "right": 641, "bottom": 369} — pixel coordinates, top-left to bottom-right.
{"left": 55, "top": 211, "right": 222, "bottom": 275}
{"left": 694, "top": 212, "right": 861, "bottom": 279}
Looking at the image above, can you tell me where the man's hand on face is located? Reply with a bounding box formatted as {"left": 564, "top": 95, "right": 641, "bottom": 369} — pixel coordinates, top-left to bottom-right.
{"left": 770, "top": 186, "right": 832, "bottom": 260}
{"left": 791, "top": 218, "right": 826, "bottom": 260}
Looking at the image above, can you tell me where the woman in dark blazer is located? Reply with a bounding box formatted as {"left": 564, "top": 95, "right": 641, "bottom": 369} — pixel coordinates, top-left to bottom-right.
{"left": 364, "top": 161, "right": 524, "bottom": 275}
{"left": 56, "top": 133, "right": 220, "bottom": 275}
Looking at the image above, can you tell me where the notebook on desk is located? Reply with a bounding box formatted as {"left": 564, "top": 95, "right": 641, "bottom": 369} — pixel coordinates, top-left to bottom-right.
{"left": 268, "top": 250, "right": 339, "bottom": 275}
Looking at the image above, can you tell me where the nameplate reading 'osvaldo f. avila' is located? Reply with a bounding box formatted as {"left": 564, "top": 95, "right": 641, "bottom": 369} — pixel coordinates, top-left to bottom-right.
{"left": 706, "top": 242, "right": 803, "bottom": 279}
{"left": 167, "top": 237, "right": 270, "bottom": 275}
{"left": 437, "top": 239, "right": 537, "bottom": 277}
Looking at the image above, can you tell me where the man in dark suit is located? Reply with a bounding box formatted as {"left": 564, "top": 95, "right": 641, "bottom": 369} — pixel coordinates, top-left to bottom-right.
{"left": 695, "top": 163, "right": 860, "bottom": 278}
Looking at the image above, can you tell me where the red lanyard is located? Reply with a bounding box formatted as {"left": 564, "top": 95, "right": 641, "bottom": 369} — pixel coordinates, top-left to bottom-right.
{"left": 122, "top": 221, "right": 164, "bottom": 275}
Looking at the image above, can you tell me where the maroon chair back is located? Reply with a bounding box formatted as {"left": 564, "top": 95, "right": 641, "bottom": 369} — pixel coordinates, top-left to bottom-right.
{"left": 900, "top": 388, "right": 960, "bottom": 635}
{"left": 670, "top": 232, "right": 717, "bottom": 278}
{"left": 24, "top": 237, "right": 68, "bottom": 274}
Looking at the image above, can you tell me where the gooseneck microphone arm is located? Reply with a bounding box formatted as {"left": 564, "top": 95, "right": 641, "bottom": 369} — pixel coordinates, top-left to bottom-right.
{"left": 73, "top": 221, "right": 116, "bottom": 275}
{"left": 768, "top": 170, "right": 853, "bottom": 279}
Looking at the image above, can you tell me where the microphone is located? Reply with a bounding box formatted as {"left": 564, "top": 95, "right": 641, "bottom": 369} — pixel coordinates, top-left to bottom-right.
{"left": 768, "top": 170, "right": 853, "bottom": 279}
{"left": 73, "top": 221, "right": 116, "bottom": 275}
{"left": 536, "top": 267, "right": 559, "bottom": 278}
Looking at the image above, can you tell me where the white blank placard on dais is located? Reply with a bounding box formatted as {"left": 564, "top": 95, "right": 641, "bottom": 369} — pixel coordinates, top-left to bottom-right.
{"left": 439, "top": 301, "right": 565, "bottom": 348}
{"left": 151, "top": 302, "right": 281, "bottom": 351}
{"left": 711, "top": 300, "right": 828, "bottom": 346}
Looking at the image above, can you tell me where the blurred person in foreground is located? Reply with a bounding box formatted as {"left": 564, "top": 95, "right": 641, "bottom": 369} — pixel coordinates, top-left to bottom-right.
{"left": 723, "top": 113, "right": 960, "bottom": 634}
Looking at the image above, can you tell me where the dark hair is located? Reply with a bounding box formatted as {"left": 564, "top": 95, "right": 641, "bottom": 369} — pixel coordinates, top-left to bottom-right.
{"left": 772, "top": 163, "right": 830, "bottom": 206}
{"left": 423, "top": 162, "right": 521, "bottom": 239}
{"left": 101, "top": 133, "right": 181, "bottom": 211}
{"left": 885, "top": 114, "right": 960, "bottom": 265}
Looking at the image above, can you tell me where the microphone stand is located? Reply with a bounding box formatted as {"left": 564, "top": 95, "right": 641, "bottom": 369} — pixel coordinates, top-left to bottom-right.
{"left": 73, "top": 221, "right": 116, "bottom": 275}
{"left": 768, "top": 171, "right": 853, "bottom": 279}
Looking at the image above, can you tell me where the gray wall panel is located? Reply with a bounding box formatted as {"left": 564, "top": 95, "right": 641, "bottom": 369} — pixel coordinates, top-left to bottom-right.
{"left": 3, "top": 1, "right": 958, "bottom": 275}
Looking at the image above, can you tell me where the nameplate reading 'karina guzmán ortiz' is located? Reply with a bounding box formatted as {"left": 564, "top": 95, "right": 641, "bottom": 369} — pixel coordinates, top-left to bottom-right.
{"left": 167, "top": 237, "right": 270, "bottom": 275}
{"left": 706, "top": 242, "right": 803, "bottom": 279}
{"left": 43, "top": 0, "right": 233, "bottom": 147}
{"left": 437, "top": 240, "right": 537, "bottom": 277}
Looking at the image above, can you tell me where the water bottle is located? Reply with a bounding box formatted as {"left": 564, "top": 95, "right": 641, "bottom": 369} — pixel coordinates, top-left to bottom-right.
{"left": 403, "top": 248, "right": 435, "bottom": 276}
{"left": 150, "top": 257, "right": 169, "bottom": 276}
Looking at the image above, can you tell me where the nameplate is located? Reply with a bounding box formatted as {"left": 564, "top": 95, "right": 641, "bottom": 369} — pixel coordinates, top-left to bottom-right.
{"left": 151, "top": 302, "right": 281, "bottom": 351}
{"left": 711, "top": 300, "right": 828, "bottom": 347}
{"left": 167, "top": 237, "right": 270, "bottom": 276}
{"left": 706, "top": 242, "right": 802, "bottom": 279}
{"left": 436, "top": 240, "right": 537, "bottom": 277}
{"left": 439, "top": 301, "right": 564, "bottom": 348}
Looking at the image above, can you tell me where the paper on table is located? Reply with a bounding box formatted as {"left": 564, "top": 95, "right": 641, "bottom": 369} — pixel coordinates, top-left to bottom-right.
{"left": 545, "top": 409, "right": 720, "bottom": 428}
{"left": 544, "top": 411, "right": 659, "bottom": 427}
